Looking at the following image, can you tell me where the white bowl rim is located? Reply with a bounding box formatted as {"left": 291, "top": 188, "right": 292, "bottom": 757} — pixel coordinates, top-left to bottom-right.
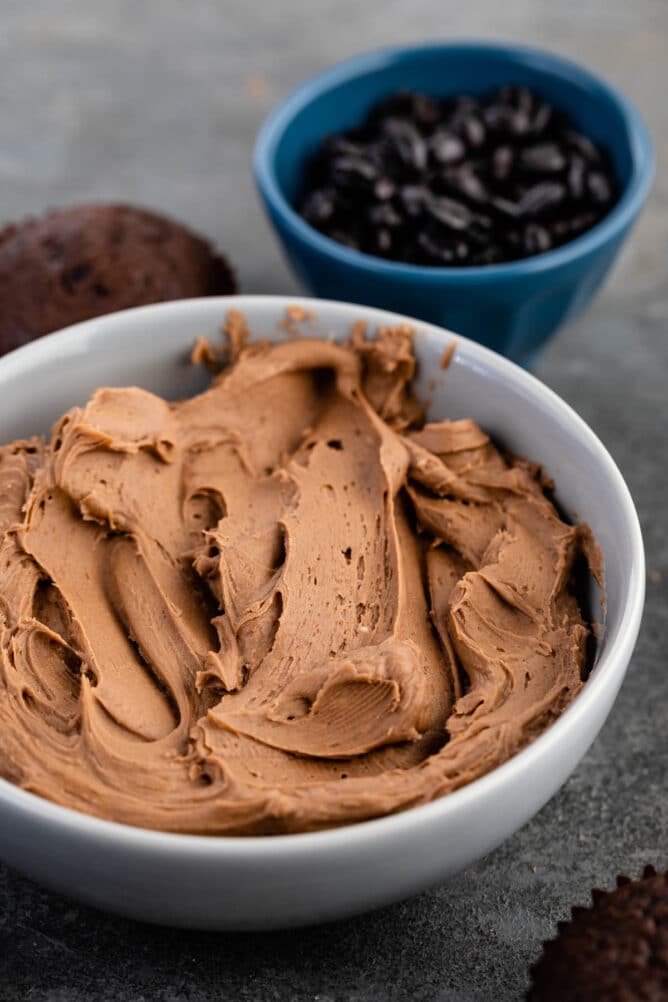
{"left": 0, "top": 295, "right": 645, "bottom": 860}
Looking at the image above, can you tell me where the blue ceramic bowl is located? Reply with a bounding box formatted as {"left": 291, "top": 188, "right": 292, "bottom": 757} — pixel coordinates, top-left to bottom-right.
{"left": 254, "top": 42, "right": 653, "bottom": 366}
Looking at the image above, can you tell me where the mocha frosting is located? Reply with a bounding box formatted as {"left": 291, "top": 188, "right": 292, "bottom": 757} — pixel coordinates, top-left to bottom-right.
{"left": 0, "top": 320, "right": 602, "bottom": 834}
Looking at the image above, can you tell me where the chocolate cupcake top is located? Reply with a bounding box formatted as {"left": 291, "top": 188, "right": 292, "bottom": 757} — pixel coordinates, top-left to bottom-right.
{"left": 528, "top": 865, "right": 668, "bottom": 1001}
{"left": 0, "top": 203, "right": 236, "bottom": 356}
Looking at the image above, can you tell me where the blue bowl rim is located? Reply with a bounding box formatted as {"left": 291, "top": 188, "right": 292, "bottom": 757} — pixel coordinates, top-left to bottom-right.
{"left": 253, "top": 40, "right": 655, "bottom": 284}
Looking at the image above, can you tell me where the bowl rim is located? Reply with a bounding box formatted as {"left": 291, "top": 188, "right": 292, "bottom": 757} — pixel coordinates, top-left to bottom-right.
{"left": 253, "top": 39, "right": 655, "bottom": 283}
{"left": 0, "top": 294, "right": 645, "bottom": 859}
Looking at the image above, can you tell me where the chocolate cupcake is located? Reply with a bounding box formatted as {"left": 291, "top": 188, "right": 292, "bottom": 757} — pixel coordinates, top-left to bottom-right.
{"left": 0, "top": 203, "right": 237, "bottom": 356}
{"left": 528, "top": 865, "right": 668, "bottom": 1001}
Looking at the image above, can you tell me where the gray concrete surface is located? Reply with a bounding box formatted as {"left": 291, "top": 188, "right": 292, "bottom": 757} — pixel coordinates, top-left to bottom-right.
{"left": 0, "top": 1, "right": 666, "bottom": 999}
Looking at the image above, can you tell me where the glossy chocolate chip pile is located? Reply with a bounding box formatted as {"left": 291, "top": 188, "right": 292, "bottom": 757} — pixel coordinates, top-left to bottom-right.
{"left": 297, "top": 85, "right": 618, "bottom": 266}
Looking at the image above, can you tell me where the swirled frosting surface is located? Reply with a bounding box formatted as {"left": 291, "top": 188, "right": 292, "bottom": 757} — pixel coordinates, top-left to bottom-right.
{"left": 0, "top": 321, "right": 601, "bottom": 834}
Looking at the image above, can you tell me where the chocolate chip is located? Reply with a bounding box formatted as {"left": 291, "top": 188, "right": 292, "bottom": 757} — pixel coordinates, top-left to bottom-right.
{"left": 323, "top": 135, "right": 365, "bottom": 159}
{"left": 375, "top": 228, "right": 393, "bottom": 255}
{"left": 412, "top": 93, "right": 442, "bottom": 130}
{"left": 550, "top": 211, "right": 598, "bottom": 241}
{"left": 441, "top": 166, "right": 488, "bottom": 203}
{"left": 471, "top": 243, "right": 506, "bottom": 265}
{"left": 518, "top": 182, "right": 567, "bottom": 217}
{"left": 530, "top": 102, "right": 553, "bottom": 135}
{"left": 400, "top": 185, "right": 428, "bottom": 216}
{"left": 443, "top": 95, "right": 480, "bottom": 122}
{"left": 564, "top": 129, "right": 602, "bottom": 163}
{"left": 523, "top": 223, "right": 552, "bottom": 254}
{"left": 430, "top": 129, "right": 466, "bottom": 165}
{"left": 416, "top": 231, "right": 456, "bottom": 264}
{"left": 497, "top": 84, "right": 534, "bottom": 116}
{"left": 568, "top": 210, "right": 598, "bottom": 235}
{"left": 492, "top": 145, "right": 514, "bottom": 181}
{"left": 382, "top": 118, "right": 428, "bottom": 172}
{"left": 454, "top": 240, "right": 470, "bottom": 261}
{"left": 520, "top": 143, "right": 567, "bottom": 173}
{"left": 425, "top": 195, "right": 474, "bottom": 231}
{"left": 587, "top": 171, "right": 613, "bottom": 204}
{"left": 483, "top": 104, "right": 530, "bottom": 137}
{"left": 368, "top": 203, "right": 403, "bottom": 228}
{"left": 509, "top": 110, "right": 532, "bottom": 136}
{"left": 490, "top": 196, "right": 522, "bottom": 219}
{"left": 459, "top": 114, "right": 486, "bottom": 149}
{"left": 300, "top": 188, "right": 336, "bottom": 226}
{"left": 368, "top": 90, "right": 440, "bottom": 133}
{"left": 567, "top": 155, "right": 587, "bottom": 199}
{"left": 330, "top": 156, "right": 378, "bottom": 189}
{"left": 297, "top": 83, "right": 618, "bottom": 266}
{"left": 374, "top": 177, "right": 396, "bottom": 201}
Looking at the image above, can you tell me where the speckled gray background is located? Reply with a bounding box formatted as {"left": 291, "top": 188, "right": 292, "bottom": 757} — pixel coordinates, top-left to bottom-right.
{"left": 0, "top": 2, "right": 666, "bottom": 999}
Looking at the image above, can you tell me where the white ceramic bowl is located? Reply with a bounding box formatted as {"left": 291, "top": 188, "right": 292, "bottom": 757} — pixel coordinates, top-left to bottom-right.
{"left": 0, "top": 296, "right": 644, "bottom": 930}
